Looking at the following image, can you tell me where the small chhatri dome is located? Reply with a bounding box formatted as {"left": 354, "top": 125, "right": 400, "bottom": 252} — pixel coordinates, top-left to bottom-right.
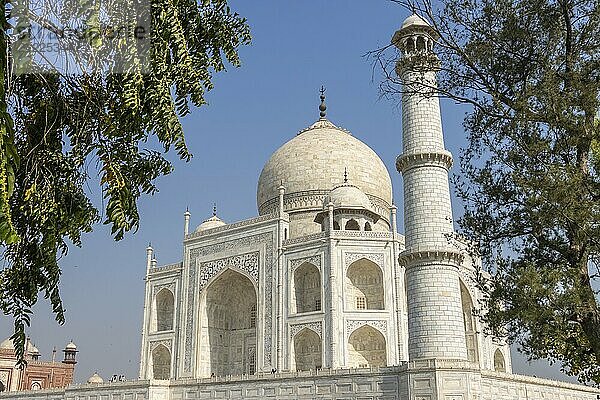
{"left": 195, "top": 205, "right": 226, "bottom": 232}
{"left": 65, "top": 341, "right": 77, "bottom": 351}
{"left": 326, "top": 170, "right": 373, "bottom": 211}
{"left": 28, "top": 343, "right": 39, "bottom": 355}
{"left": 401, "top": 13, "right": 431, "bottom": 29}
{"left": 327, "top": 181, "right": 373, "bottom": 211}
{"left": 87, "top": 372, "right": 104, "bottom": 384}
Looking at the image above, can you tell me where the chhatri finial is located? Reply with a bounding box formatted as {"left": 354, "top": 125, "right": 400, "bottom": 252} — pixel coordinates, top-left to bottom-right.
{"left": 319, "top": 86, "right": 327, "bottom": 119}
{"left": 344, "top": 167, "right": 348, "bottom": 183}
{"left": 212, "top": 203, "right": 217, "bottom": 217}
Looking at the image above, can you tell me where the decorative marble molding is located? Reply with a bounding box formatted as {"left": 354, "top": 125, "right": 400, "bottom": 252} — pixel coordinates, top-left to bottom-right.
{"left": 198, "top": 252, "right": 259, "bottom": 292}
{"left": 332, "top": 231, "right": 395, "bottom": 240}
{"left": 0, "top": 370, "right": 10, "bottom": 388}
{"left": 344, "top": 252, "right": 384, "bottom": 269}
{"left": 283, "top": 232, "right": 327, "bottom": 246}
{"left": 183, "top": 261, "right": 197, "bottom": 372}
{"left": 184, "top": 232, "right": 275, "bottom": 372}
{"left": 367, "top": 195, "right": 392, "bottom": 222}
{"left": 395, "top": 150, "right": 453, "bottom": 173}
{"left": 259, "top": 190, "right": 329, "bottom": 215}
{"left": 152, "top": 283, "right": 175, "bottom": 297}
{"left": 260, "top": 192, "right": 391, "bottom": 223}
{"left": 150, "top": 339, "right": 172, "bottom": 351}
{"left": 290, "top": 321, "right": 323, "bottom": 339}
{"left": 289, "top": 255, "right": 321, "bottom": 273}
{"left": 398, "top": 248, "right": 464, "bottom": 267}
{"left": 457, "top": 266, "right": 477, "bottom": 296}
{"left": 150, "top": 262, "right": 182, "bottom": 274}
{"left": 346, "top": 320, "right": 388, "bottom": 337}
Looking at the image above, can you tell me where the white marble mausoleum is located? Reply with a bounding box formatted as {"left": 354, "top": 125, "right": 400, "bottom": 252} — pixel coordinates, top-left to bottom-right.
{"left": 2, "top": 13, "right": 600, "bottom": 400}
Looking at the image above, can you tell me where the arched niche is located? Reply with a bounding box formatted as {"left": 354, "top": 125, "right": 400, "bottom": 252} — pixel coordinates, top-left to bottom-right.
{"left": 347, "top": 325, "right": 386, "bottom": 368}
{"left": 155, "top": 288, "right": 174, "bottom": 332}
{"left": 152, "top": 345, "right": 171, "bottom": 380}
{"left": 345, "top": 219, "right": 360, "bottom": 231}
{"left": 460, "top": 280, "right": 479, "bottom": 363}
{"left": 293, "top": 328, "right": 322, "bottom": 371}
{"left": 200, "top": 269, "right": 257, "bottom": 377}
{"left": 494, "top": 348, "right": 506, "bottom": 372}
{"left": 364, "top": 222, "right": 372, "bottom": 231}
{"left": 346, "top": 258, "right": 384, "bottom": 310}
{"left": 293, "top": 263, "right": 321, "bottom": 313}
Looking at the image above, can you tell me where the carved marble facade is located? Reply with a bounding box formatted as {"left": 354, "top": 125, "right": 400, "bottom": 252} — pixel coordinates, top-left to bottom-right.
{"left": 137, "top": 108, "right": 513, "bottom": 383}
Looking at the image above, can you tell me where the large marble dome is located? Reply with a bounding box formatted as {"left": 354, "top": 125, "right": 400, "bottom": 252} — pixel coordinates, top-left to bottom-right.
{"left": 257, "top": 117, "right": 393, "bottom": 236}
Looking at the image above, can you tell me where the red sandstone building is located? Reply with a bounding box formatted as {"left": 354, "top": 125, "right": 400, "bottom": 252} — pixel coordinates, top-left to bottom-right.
{"left": 0, "top": 338, "right": 77, "bottom": 392}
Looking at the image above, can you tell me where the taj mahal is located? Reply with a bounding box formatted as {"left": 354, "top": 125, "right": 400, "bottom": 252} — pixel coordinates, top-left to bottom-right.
{"left": 2, "top": 13, "right": 600, "bottom": 400}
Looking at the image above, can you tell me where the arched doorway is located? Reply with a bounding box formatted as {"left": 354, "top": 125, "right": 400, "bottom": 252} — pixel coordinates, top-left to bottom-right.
{"left": 460, "top": 281, "right": 479, "bottom": 363}
{"left": 152, "top": 345, "right": 171, "bottom": 380}
{"left": 293, "top": 328, "right": 322, "bottom": 371}
{"left": 294, "top": 263, "right": 321, "bottom": 313}
{"left": 347, "top": 325, "right": 386, "bottom": 368}
{"left": 155, "top": 288, "right": 174, "bottom": 332}
{"left": 346, "top": 259, "right": 384, "bottom": 310}
{"left": 202, "top": 269, "right": 257, "bottom": 377}
{"left": 494, "top": 349, "right": 506, "bottom": 372}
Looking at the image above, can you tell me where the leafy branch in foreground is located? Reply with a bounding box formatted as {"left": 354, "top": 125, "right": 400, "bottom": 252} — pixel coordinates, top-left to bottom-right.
{"left": 0, "top": 0, "right": 250, "bottom": 364}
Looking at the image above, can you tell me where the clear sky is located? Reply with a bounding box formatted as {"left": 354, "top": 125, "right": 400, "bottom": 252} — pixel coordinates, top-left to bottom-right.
{"left": 0, "top": 0, "right": 580, "bottom": 385}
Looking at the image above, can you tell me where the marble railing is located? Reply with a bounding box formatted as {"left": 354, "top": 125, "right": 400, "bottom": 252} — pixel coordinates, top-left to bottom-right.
{"left": 184, "top": 213, "right": 279, "bottom": 240}
{"left": 172, "top": 365, "right": 405, "bottom": 384}
{"left": 150, "top": 262, "right": 182, "bottom": 273}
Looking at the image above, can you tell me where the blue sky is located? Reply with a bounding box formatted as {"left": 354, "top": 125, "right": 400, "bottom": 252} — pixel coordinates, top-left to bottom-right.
{"left": 0, "top": 0, "right": 579, "bottom": 385}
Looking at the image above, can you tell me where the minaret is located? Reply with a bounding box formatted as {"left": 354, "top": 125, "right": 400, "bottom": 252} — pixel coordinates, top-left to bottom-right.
{"left": 184, "top": 208, "right": 191, "bottom": 236}
{"left": 393, "top": 14, "right": 467, "bottom": 361}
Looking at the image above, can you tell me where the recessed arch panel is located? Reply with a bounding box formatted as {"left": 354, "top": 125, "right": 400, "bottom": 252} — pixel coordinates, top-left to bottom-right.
{"left": 293, "top": 328, "right": 322, "bottom": 371}
{"left": 346, "top": 258, "right": 384, "bottom": 310}
{"left": 152, "top": 345, "right": 171, "bottom": 380}
{"left": 347, "top": 325, "right": 387, "bottom": 368}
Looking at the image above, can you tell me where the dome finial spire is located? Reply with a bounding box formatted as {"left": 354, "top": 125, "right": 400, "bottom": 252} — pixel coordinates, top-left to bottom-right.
{"left": 213, "top": 203, "right": 217, "bottom": 216}
{"left": 319, "top": 86, "right": 327, "bottom": 119}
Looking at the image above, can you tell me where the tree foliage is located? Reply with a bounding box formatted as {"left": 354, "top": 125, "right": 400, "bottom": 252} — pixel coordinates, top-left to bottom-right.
{"left": 377, "top": 0, "right": 600, "bottom": 385}
{"left": 0, "top": 0, "right": 250, "bottom": 363}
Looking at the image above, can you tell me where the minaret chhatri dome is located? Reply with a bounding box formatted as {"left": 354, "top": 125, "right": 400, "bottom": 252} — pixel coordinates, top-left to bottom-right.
{"left": 195, "top": 204, "right": 226, "bottom": 232}
{"left": 257, "top": 90, "right": 392, "bottom": 237}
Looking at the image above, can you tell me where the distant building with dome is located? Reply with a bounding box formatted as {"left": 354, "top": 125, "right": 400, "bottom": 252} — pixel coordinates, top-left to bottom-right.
{"left": 2, "top": 13, "right": 600, "bottom": 400}
{"left": 0, "top": 338, "right": 77, "bottom": 392}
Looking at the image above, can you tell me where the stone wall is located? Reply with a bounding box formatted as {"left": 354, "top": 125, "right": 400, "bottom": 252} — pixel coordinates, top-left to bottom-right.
{"left": 0, "top": 380, "right": 154, "bottom": 400}
{"left": 480, "top": 370, "right": 600, "bottom": 400}
{"left": 1, "top": 367, "right": 599, "bottom": 400}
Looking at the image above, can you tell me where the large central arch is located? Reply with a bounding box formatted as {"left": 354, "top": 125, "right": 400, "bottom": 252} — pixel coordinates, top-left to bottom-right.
{"left": 199, "top": 269, "right": 257, "bottom": 377}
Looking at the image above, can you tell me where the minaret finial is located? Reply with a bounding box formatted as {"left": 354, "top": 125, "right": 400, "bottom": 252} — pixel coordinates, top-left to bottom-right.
{"left": 319, "top": 86, "right": 327, "bottom": 119}
{"left": 212, "top": 203, "right": 217, "bottom": 217}
{"left": 344, "top": 167, "right": 348, "bottom": 183}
